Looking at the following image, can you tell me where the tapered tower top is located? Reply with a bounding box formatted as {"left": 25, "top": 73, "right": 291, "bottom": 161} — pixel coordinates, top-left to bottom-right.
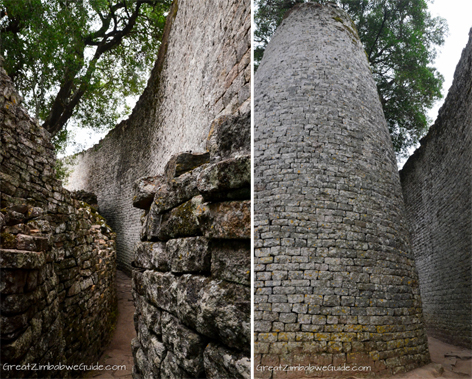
{"left": 254, "top": 3, "right": 430, "bottom": 376}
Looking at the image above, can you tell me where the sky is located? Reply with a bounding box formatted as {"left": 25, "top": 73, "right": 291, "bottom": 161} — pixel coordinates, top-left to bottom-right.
{"left": 427, "top": 0, "right": 472, "bottom": 121}
{"left": 397, "top": 0, "right": 472, "bottom": 167}
{"left": 66, "top": 1, "right": 472, "bottom": 163}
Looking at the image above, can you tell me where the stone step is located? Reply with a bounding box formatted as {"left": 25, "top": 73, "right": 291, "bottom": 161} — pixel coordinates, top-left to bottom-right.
{"left": 0, "top": 233, "right": 48, "bottom": 252}
{"left": 0, "top": 248, "right": 46, "bottom": 269}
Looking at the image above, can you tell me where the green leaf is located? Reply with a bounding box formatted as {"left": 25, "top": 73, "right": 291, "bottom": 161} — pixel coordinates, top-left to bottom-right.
{"left": 1, "top": 0, "right": 172, "bottom": 149}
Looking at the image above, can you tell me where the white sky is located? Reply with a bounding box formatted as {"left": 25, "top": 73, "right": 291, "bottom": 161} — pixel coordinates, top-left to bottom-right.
{"left": 427, "top": 0, "right": 472, "bottom": 120}
{"left": 398, "top": 0, "right": 472, "bottom": 167}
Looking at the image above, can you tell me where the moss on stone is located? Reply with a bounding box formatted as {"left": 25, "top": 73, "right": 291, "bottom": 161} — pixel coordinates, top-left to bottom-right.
{"left": 1, "top": 232, "right": 16, "bottom": 248}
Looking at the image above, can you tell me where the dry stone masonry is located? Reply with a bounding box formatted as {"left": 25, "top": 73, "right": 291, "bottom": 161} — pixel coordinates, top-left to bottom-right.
{"left": 254, "top": 3, "right": 429, "bottom": 377}
{"left": 400, "top": 29, "right": 472, "bottom": 349}
{"left": 131, "top": 113, "right": 251, "bottom": 378}
{"left": 0, "top": 63, "right": 117, "bottom": 377}
{"left": 65, "top": 0, "right": 251, "bottom": 274}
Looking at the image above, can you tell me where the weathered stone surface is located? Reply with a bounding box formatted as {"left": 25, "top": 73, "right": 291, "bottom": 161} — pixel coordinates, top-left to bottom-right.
{"left": 26, "top": 219, "right": 51, "bottom": 233}
{"left": 147, "top": 337, "right": 166, "bottom": 377}
{"left": 141, "top": 202, "right": 163, "bottom": 241}
{"left": 137, "top": 314, "right": 151, "bottom": 352}
{"left": 1, "top": 316, "right": 43, "bottom": 363}
{"left": 400, "top": 30, "right": 472, "bottom": 349}
{"left": 195, "top": 279, "right": 250, "bottom": 353}
{"left": 123, "top": 2, "right": 251, "bottom": 375}
{"left": 0, "top": 312, "right": 30, "bottom": 338}
{"left": 1, "top": 61, "right": 117, "bottom": 377}
{"left": 153, "top": 164, "right": 208, "bottom": 214}
{"left": 134, "top": 347, "right": 151, "bottom": 378}
{"left": 161, "top": 312, "right": 207, "bottom": 376}
{"left": 133, "top": 176, "right": 165, "bottom": 210}
{"left": 206, "top": 112, "right": 251, "bottom": 163}
{"left": 203, "top": 342, "right": 250, "bottom": 379}
{"left": 199, "top": 200, "right": 250, "bottom": 239}
{"left": 132, "top": 270, "right": 145, "bottom": 296}
{"left": 133, "top": 241, "right": 168, "bottom": 271}
{"left": 210, "top": 240, "right": 250, "bottom": 286}
{"left": 15, "top": 234, "right": 48, "bottom": 252}
{"left": 0, "top": 291, "right": 40, "bottom": 315}
{"left": 141, "top": 271, "right": 250, "bottom": 353}
{"left": 197, "top": 155, "right": 250, "bottom": 202}
{"left": 71, "top": 190, "right": 98, "bottom": 209}
{"left": 160, "top": 351, "right": 193, "bottom": 379}
{"left": 134, "top": 294, "right": 162, "bottom": 336}
{"left": 174, "top": 274, "right": 208, "bottom": 330}
{"left": 0, "top": 213, "right": 5, "bottom": 231}
{"left": 132, "top": 149, "right": 251, "bottom": 377}
{"left": 0, "top": 269, "right": 29, "bottom": 294}
{"left": 143, "top": 271, "right": 178, "bottom": 315}
{"left": 156, "top": 196, "right": 208, "bottom": 241}
{"left": 167, "top": 237, "right": 210, "bottom": 274}
{"left": 164, "top": 152, "right": 210, "bottom": 180}
{"left": 0, "top": 249, "right": 46, "bottom": 269}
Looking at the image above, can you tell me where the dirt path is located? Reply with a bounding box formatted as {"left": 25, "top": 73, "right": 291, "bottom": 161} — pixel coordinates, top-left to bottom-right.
{"left": 87, "top": 270, "right": 136, "bottom": 379}
{"left": 391, "top": 336, "right": 471, "bottom": 379}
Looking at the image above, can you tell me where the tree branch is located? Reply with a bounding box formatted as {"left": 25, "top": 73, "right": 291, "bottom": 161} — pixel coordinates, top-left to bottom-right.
{"left": 43, "top": 0, "right": 162, "bottom": 135}
{"left": 367, "top": 7, "right": 388, "bottom": 61}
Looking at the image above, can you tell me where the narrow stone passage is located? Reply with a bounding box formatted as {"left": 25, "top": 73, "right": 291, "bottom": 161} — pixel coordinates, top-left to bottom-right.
{"left": 87, "top": 271, "right": 136, "bottom": 379}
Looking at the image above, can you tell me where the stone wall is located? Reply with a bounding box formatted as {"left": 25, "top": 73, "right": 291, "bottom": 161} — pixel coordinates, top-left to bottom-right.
{"left": 254, "top": 4, "right": 429, "bottom": 377}
{"left": 65, "top": 0, "right": 251, "bottom": 274}
{"left": 1, "top": 65, "right": 117, "bottom": 378}
{"left": 400, "top": 30, "right": 472, "bottom": 349}
{"left": 131, "top": 113, "right": 251, "bottom": 378}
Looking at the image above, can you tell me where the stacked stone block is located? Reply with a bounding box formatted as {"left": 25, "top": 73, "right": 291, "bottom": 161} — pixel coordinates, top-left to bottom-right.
{"left": 65, "top": 0, "right": 251, "bottom": 274}
{"left": 0, "top": 64, "right": 117, "bottom": 378}
{"left": 131, "top": 113, "right": 251, "bottom": 378}
{"left": 254, "top": 4, "right": 429, "bottom": 377}
{"left": 400, "top": 30, "right": 472, "bottom": 349}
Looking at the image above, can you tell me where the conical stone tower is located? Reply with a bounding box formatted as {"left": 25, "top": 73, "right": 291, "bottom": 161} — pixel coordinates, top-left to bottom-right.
{"left": 254, "top": 3, "right": 429, "bottom": 377}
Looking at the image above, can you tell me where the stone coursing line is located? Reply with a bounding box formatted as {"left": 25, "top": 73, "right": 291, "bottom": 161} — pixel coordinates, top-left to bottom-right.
{"left": 254, "top": 4, "right": 429, "bottom": 377}
{"left": 65, "top": 0, "right": 251, "bottom": 275}
{"left": 131, "top": 113, "right": 251, "bottom": 378}
{"left": 400, "top": 29, "right": 472, "bottom": 349}
{"left": 0, "top": 64, "right": 117, "bottom": 378}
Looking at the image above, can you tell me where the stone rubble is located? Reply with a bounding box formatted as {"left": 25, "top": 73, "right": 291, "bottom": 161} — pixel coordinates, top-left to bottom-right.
{"left": 131, "top": 112, "right": 251, "bottom": 379}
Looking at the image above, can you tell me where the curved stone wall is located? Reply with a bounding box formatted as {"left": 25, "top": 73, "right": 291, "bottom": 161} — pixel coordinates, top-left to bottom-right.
{"left": 65, "top": 0, "right": 251, "bottom": 274}
{"left": 254, "top": 3, "right": 429, "bottom": 376}
{"left": 400, "top": 29, "right": 472, "bottom": 349}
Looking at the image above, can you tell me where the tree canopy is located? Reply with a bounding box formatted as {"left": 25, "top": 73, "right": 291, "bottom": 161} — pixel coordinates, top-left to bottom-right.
{"left": 255, "top": 0, "right": 448, "bottom": 157}
{"left": 0, "top": 0, "right": 171, "bottom": 151}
